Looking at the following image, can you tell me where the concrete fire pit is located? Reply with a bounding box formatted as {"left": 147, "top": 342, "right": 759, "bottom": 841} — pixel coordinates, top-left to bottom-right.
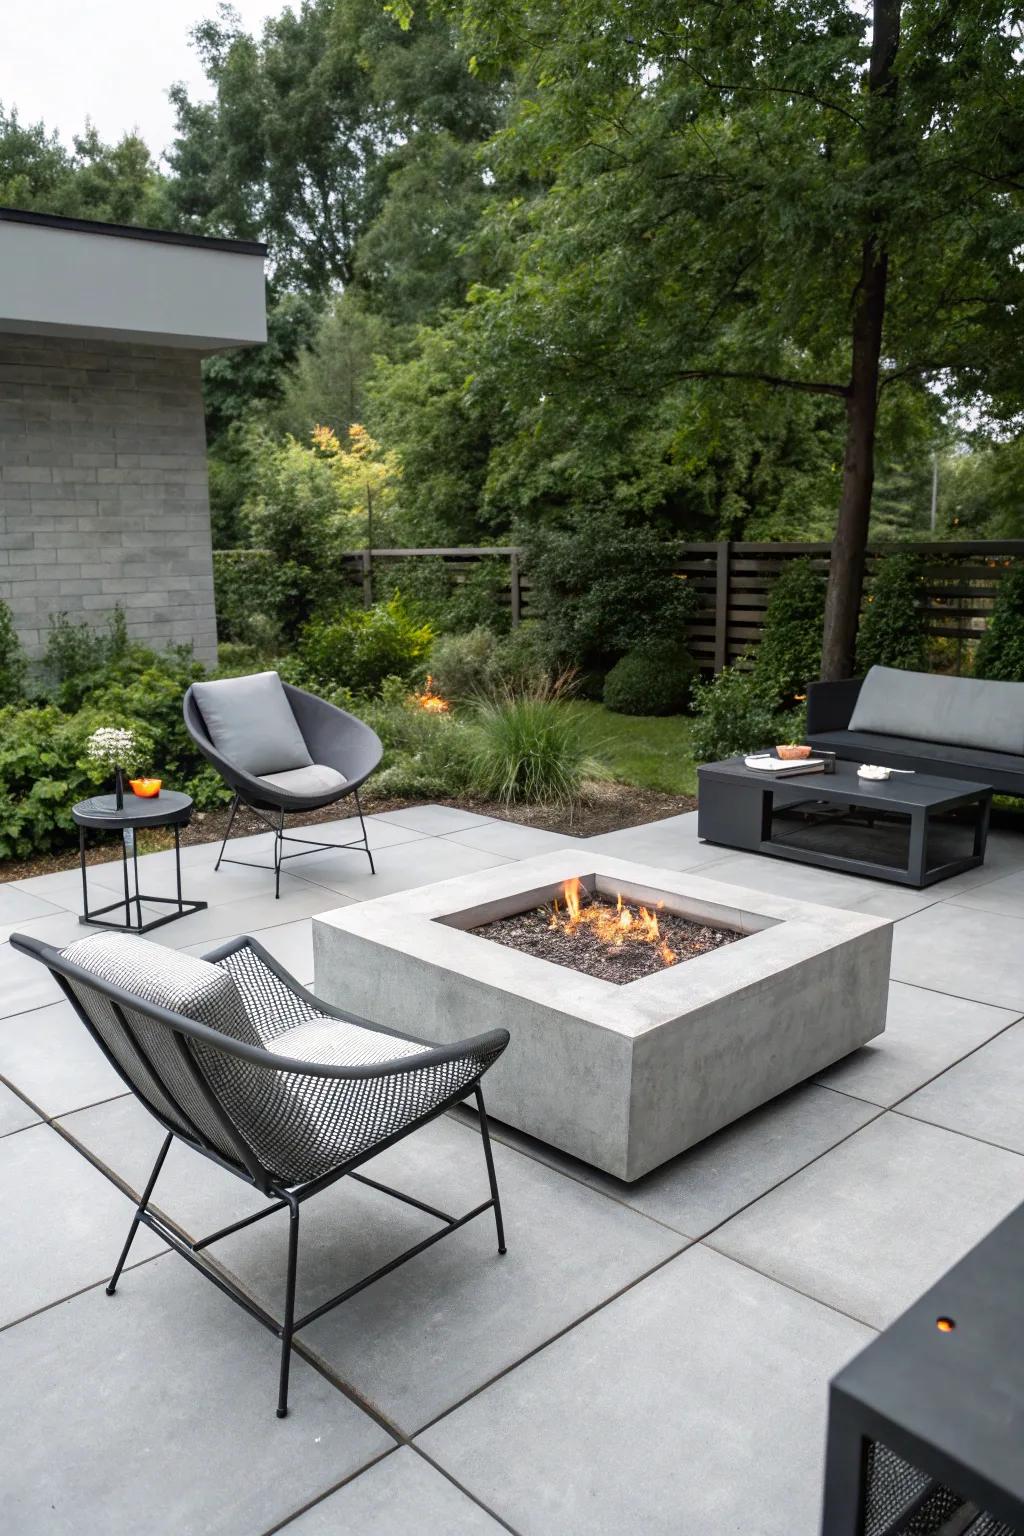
{"left": 313, "top": 851, "right": 891, "bottom": 1181}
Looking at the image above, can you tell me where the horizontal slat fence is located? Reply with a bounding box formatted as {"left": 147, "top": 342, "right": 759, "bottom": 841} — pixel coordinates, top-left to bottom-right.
{"left": 338, "top": 541, "right": 1024, "bottom": 675}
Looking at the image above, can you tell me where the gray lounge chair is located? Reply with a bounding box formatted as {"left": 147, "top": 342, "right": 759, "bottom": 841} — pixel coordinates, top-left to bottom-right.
{"left": 11, "top": 928, "right": 509, "bottom": 1418}
{"left": 183, "top": 671, "right": 382, "bottom": 896}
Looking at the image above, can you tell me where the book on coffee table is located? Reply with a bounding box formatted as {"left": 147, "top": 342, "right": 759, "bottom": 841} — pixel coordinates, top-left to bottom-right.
{"left": 743, "top": 755, "right": 825, "bottom": 776}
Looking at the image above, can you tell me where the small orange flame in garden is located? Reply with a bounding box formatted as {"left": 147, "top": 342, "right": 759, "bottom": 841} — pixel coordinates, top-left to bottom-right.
{"left": 549, "top": 878, "right": 677, "bottom": 968}
{"left": 412, "top": 676, "right": 451, "bottom": 714}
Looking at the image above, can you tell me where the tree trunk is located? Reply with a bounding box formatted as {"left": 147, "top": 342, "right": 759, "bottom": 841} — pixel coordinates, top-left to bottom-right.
{"left": 820, "top": 0, "right": 902, "bottom": 681}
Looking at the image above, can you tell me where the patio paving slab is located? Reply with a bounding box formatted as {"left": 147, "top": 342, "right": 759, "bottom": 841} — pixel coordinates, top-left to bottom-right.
{"left": 709, "top": 1111, "right": 1024, "bottom": 1329}
{"left": 301, "top": 837, "right": 513, "bottom": 902}
{"left": 586, "top": 811, "right": 736, "bottom": 871}
{"left": 373, "top": 805, "right": 497, "bottom": 835}
{"left": 677, "top": 847, "right": 936, "bottom": 917}
{"left": 890, "top": 902, "right": 1024, "bottom": 1009}
{"left": 442, "top": 819, "right": 584, "bottom": 858}
{"left": 0, "top": 1081, "right": 40, "bottom": 1137}
{"left": 0, "top": 997, "right": 127, "bottom": 1117}
{"left": 214, "top": 1113, "right": 685, "bottom": 1434}
{"left": 0, "top": 1121, "right": 163, "bottom": 1326}
{"left": 0, "top": 1256, "right": 392, "bottom": 1536}
{"left": 9, "top": 867, "right": 100, "bottom": 909}
{"left": 813, "top": 980, "right": 1020, "bottom": 1107}
{"left": 0, "top": 881, "right": 65, "bottom": 939}
{"left": 283, "top": 1448, "right": 505, "bottom": 1534}
{"left": 0, "top": 939, "right": 64, "bottom": 1018}
{"left": 141, "top": 884, "right": 345, "bottom": 950}
{"left": 85, "top": 848, "right": 316, "bottom": 907}
{"left": 473, "top": 1083, "right": 880, "bottom": 1238}
{"left": 899, "top": 1019, "right": 1024, "bottom": 1154}
{"left": 942, "top": 865, "right": 1024, "bottom": 919}
{"left": 417, "top": 1243, "right": 872, "bottom": 1536}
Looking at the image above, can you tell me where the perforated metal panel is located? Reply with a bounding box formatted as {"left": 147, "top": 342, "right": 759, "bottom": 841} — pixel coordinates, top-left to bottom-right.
{"left": 862, "top": 1441, "right": 1019, "bottom": 1536}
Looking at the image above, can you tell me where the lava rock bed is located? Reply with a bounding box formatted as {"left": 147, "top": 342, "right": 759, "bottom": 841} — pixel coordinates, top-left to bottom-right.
{"left": 477, "top": 892, "right": 740, "bottom": 984}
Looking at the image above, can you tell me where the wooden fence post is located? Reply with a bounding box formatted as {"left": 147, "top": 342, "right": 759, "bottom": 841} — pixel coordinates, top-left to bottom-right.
{"left": 509, "top": 550, "right": 522, "bottom": 628}
{"left": 361, "top": 549, "right": 373, "bottom": 609}
{"left": 714, "top": 541, "right": 731, "bottom": 673}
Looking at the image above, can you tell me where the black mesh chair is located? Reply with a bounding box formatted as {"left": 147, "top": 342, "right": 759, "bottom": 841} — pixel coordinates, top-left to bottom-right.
{"left": 12, "top": 928, "right": 509, "bottom": 1418}
{"left": 183, "top": 674, "right": 383, "bottom": 897}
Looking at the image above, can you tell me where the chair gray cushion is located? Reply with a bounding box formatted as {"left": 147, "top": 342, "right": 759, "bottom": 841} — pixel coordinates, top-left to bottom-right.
{"left": 191, "top": 672, "right": 312, "bottom": 777}
{"left": 258, "top": 764, "right": 347, "bottom": 798}
{"left": 62, "top": 932, "right": 259, "bottom": 1045}
{"left": 849, "top": 666, "right": 1024, "bottom": 755}
{"left": 269, "top": 1015, "right": 423, "bottom": 1068}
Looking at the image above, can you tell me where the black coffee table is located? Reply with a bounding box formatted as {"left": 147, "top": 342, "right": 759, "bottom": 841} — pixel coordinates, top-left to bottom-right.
{"left": 697, "top": 757, "right": 991, "bottom": 888}
{"left": 72, "top": 790, "right": 207, "bottom": 933}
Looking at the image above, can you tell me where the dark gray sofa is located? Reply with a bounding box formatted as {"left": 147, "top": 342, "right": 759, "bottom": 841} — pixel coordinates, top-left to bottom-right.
{"left": 807, "top": 665, "right": 1024, "bottom": 797}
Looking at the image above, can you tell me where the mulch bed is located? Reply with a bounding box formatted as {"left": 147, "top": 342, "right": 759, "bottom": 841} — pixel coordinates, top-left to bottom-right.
{"left": 1, "top": 782, "right": 697, "bottom": 884}
{"left": 478, "top": 890, "right": 739, "bottom": 985}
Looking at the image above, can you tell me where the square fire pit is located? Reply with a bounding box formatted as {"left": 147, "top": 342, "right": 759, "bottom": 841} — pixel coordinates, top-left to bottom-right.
{"left": 313, "top": 851, "right": 891, "bottom": 1181}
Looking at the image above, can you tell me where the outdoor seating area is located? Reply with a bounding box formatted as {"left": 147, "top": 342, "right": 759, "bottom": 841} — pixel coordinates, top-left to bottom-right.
{"left": 4, "top": 802, "right": 1024, "bottom": 1532}
{"left": 4, "top": 5, "right": 1024, "bottom": 1530}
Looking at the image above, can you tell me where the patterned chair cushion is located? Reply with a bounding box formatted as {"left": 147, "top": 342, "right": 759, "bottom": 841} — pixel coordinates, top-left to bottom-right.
{"left": 62, "top": 932, "right": 258, "bottom": 1045}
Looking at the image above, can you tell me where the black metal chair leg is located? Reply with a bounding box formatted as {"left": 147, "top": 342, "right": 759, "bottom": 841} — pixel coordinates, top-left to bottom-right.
{"left": 107, "top": 1132, "right": 173, "bottom": 1295}
{"left": 214, "top": 794, "right": 240, "bottom": 872}
{"left": 354, "top": 786, "right": 375, "bottom": 875}
{"left": 277, "top": 1194, "right": 301, "bottom": 1417}
{"left": 474, "top": 1087, "right": 507, "bottom": 1255}
{"left": 274, "top": 809, "right": 285, "bottom": 899}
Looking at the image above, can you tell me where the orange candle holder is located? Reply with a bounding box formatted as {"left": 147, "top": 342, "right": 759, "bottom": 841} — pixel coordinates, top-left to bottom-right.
{"left": 129, "top": 778, "right": 162, "bottom": 798}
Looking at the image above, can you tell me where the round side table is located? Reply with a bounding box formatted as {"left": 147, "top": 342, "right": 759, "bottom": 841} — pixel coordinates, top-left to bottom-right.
{"left": 72, "top": 790, "right": 208, "bottom": 934}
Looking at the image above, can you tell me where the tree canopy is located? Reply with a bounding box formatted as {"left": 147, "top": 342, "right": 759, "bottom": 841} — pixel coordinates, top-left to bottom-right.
{"left": 2, "top": 0, "right": 1023, "bottom": 631}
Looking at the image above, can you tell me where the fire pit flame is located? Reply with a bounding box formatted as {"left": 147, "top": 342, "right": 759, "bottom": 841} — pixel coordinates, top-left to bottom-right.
{"left": 549, "top": 877, "right": 677, "bottom": 968}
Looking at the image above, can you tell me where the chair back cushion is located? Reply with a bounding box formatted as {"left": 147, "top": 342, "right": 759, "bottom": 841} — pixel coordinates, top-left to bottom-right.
{"left": 61, "top": 933, "right": 259, "bottom": 1162}
{"left": 191, "top": 672, "right": 313, "bottom": 777}
{"left": 849, "top": 665, "right": 1024, "bottom": 755}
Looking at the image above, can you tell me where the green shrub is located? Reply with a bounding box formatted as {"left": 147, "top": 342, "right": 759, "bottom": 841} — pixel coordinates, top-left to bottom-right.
{"left": 466, "top": 681, "right": 602, "bottom": 807}
{"left": 488, "top": 622, "right": 552, "bottom": 690}
{"left": 856, "top": 553, "right": 927, "bottom": 674}
{"left": 603, "top": 643, "right": 697, "bottom": 716}
{"left": 447, "top": 560, "right": 512, "bottom": 634}
{"left": 374, "top": 558, "right": 453, "bottom": 622}
{"left": 428, "top": 626, "right": 500, "bottom": 700}
{"left": 690, "top": 666, "right": 782, "bottom": 761}
{"left": 298, "top": 596, "right": 433, "bottom": 694}
{"left": 975, "top": 563, "right": 1024, "bottom": 681}
{"left": 753, "top": 558, "right": 826, "bottom": 705}
{"left": 212, "top": 549, "right": 344, "bottom": 645}
{"left": 0, "top": 600, "right": 26, "bottom": 707}
{"left": 39, "top": 607, "right": 132, "bottom": 711}
{"left": 526, "top": 511, "right": 698, "bottom": 671}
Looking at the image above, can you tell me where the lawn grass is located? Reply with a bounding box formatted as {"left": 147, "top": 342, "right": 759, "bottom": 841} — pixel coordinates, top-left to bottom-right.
{"left": 569, "top": 702, "right": 698, "bottom": 796}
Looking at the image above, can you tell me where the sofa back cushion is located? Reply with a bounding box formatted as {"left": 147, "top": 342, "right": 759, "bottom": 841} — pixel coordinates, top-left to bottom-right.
{"left": 849, "top": 665, "right": 1024, "bottom": 755}
{"left": 192, "top": 671, "right": 312, "bottom": 777}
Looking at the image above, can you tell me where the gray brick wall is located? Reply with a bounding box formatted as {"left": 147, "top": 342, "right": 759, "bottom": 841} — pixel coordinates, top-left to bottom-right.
{"left": 0, "top": 333, "right": 218, "bottom": 664}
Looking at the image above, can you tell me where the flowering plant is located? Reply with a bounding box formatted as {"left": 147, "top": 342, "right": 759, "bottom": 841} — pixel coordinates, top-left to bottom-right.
{"left": 85, "top": 727, "right": 144, "bottom": 775}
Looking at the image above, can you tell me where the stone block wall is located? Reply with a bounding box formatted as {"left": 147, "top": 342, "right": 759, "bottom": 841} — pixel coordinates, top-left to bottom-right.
{"left": 0, "top": 333, "right": 218, "bottom": 663}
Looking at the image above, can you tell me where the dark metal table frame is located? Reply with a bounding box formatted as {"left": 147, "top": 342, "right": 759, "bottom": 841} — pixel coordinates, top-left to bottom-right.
{"left": 821, "top": 1200, "right": 1024, "bottom": 1535}
{"left": 72, "top": 791, "right": 208, "bottom": 934}
{"left": 697, "top": 758, "right": 992, "bottom": 889}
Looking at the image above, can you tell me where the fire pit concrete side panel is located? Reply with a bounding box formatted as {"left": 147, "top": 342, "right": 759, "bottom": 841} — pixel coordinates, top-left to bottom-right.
{"left": 627, "top": 923, "right": 891, "bottom": 1181}
{"left": 312, "top": 851, "right": 892, "bottom": 1182}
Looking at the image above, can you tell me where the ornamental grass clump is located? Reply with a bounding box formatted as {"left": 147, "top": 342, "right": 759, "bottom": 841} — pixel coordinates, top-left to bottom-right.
{"left": 467, "top": 678, "right": 603, "bottom": 809}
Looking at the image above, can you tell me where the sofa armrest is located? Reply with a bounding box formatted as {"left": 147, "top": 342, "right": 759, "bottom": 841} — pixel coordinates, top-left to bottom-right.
{"left": 806, "top": 677, "right": 863, "bottom": 734}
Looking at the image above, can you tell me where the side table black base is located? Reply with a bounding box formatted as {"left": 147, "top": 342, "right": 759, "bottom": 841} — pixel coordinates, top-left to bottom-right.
{"left": 74, "top": 792, "right": 207, "bottom": 935}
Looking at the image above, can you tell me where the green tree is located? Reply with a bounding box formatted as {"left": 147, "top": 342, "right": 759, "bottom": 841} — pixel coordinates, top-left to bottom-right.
{"left": 394, "top": 0, "right": 1024, "bottom": 678}
{"left": 0, "top": 107, "right": 169, "bottom": 225}
{"left": 167, "top": 0, "right": 500, "bottom": 294}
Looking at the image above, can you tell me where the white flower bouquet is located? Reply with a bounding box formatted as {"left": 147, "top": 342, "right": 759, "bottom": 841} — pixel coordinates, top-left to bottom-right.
{"left": 86, "top": 727, "right": 145, "bottom": 808}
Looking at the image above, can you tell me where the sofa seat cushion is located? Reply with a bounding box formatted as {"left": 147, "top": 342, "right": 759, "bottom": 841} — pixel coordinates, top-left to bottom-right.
{"left": 192, "top": 671, "right": 312, "bottom": 777}
{"left": 807, "top": 728, "right": 1024, "bottom": 792}
{"left": 258, "top": 764, "right": 347, "bottom": 799}
{"left": 849, "top": 666, "right": 1024, "bottom": 755}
